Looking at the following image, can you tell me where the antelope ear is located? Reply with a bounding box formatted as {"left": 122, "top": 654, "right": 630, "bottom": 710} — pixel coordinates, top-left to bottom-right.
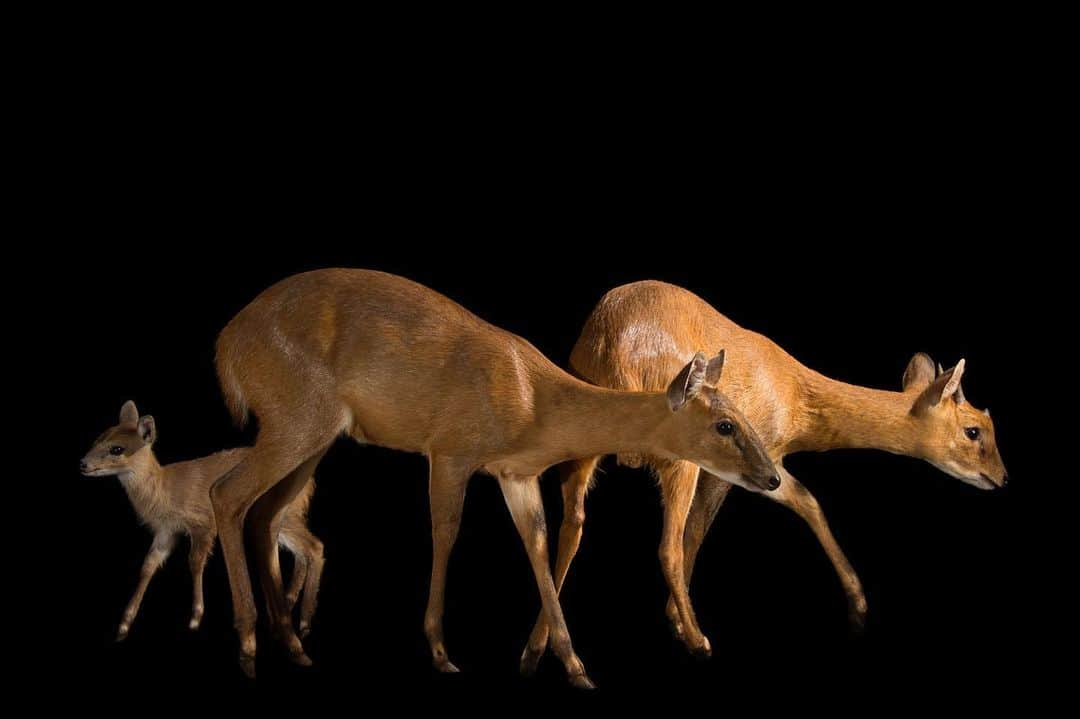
{"left": 943, "top": 359, "right": 966, "bottom": 403}
{"left": 119, "top": 400, "right": 139, "bottom": 428}
{"left": 137, "top": 415, "right": 157, "bottom": 445}
{"left": 902, "top": 353, "right": 936, "bottom": 392}
{"left": 667, "top": 352, "right": 709, "bottom": 412}
{"left": 705, "top": 349, "right": 726, "bottom": 385}
{"left": 912, "top": 359, "right": 966, "bottom": 414}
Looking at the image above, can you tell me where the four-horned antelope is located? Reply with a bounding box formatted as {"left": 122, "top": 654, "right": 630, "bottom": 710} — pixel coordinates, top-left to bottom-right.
{"left": 80, "top": 401, "right": 326, "bottom": 641}
{"left": 520, "top": 280, "right": 1007, "bottom": 671}
{"left": 209, "top": 269, "right": 779, "bottom": 686}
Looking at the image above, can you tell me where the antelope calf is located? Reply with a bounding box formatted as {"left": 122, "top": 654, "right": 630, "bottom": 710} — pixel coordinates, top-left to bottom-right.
{"left": 522, "top": 280, "right": 1008, "bottom": 670}
{"left": 80, "top": 401, "right": 326, "bottom": 640}
{"left": 208, "top": 269, "right": 779, "bottom": 687}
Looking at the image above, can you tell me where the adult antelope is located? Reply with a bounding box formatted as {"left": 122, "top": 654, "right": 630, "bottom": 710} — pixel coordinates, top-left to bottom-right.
{"left": 520, "top": 280, "right": 1007, "bottom": 672}
{"left": 210, "top": 269, "right": 779, "bottom": 686}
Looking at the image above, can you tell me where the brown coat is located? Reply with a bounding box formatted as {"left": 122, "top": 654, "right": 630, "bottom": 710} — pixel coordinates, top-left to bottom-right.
{"left": 532, "top": 279, "right": 1007, "bottom": 659}
{"left": 208, "top": 269, "right": 779, "bottom": 685}
{"left": 81, "top": 401, "right": 324, "bottom": 641}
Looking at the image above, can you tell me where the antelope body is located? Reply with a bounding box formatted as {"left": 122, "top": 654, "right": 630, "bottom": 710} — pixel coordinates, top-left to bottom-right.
{"left": 80, "top": 401, "right": 325, "bottom": 640}
{"left": 209, "top": 269, "right": 779, "bottom": 686}
{"left": 522, "top": 280, "right": 1007, "bottom": 665}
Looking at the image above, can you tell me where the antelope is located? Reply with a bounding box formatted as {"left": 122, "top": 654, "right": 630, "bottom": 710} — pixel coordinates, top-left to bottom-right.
{"left": 520, "top": 280, "right": 1007, "bottom": 672}
{"left": 79, "top": 401, "right": 325, "bottom": 641}
{"left": 208, "top": 269, "right": 779, "bottom": 687}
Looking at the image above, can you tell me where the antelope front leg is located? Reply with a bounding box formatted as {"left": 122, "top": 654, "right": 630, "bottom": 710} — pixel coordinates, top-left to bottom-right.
{"left": 425, "top": 456, "right": 470, "bottom": 673}
{"left": 499, "top": 475, "right": 594, "bottom": 689}
{"left": 520, "top": 457, "right": 597, "bottom": 677}
{"left": 117, "top": 532, "right": 176, "bottom": 641}
{"left": 770, "top": 467, "right": 867, "bottom": 629}
{"left": 668, "top": 468, "right": 732, "bottom": 642}
{"left": 659, "top": 462, "right": 710, "bottom": 656}
{"left": 187, "top": 532, "right": 214, "bottom": 631}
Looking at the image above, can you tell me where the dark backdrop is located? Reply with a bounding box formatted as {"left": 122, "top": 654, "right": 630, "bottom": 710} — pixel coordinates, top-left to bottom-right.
{"left": 36, "top": 33, "right": 1059, "bottom": 714}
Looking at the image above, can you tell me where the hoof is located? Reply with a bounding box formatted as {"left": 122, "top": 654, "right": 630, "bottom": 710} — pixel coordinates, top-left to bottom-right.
{"left": 298, "top": 621, "right": 311, "bottom": 639}
{"left": 239, "top": 654, "right": 256, "bottom": 679}
{"left": 290, "top": 651, "right": 313, "bottom": 667}
{"left": 690, "top": 636, "right": 713, "bottom": 660}
{"left": 570, "top": 673, "right": 597, "bottom": 690}
{"left": 116, "top": 625, "right": 129, "bottom": 642}
{"left": 848, "top": 599, "right": 868, "bottom": 634}
{"left": 434, "top": 659, "right": 460, "bottom": 674}
{"left": 519, "top": 646, "right": 543, "bottom": 677}
{"left": 188, "top": 617, "right": 202, "bottom": 631}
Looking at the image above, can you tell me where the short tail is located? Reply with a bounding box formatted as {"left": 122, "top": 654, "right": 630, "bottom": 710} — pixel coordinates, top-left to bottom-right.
{"left": 215, "top": 321, "right": 250, "bottom": 429}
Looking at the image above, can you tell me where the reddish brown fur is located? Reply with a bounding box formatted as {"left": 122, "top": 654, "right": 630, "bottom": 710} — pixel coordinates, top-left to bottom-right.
{"left": 80, "top": 401, "right": 325, "bottom": 640}
{"left": 525, "top": 280, "right": 1007, "bottom": 664}
{"left": 209, "top": 269, "right": 778, "bottom": 686}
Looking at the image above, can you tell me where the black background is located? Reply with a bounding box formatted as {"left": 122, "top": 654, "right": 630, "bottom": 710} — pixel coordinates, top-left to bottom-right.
{"left": 32, "top": 20, "right": 1063, "bottom": 715}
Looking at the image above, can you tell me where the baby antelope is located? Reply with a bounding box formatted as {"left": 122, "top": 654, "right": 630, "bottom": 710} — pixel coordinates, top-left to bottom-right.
{"left": 80, "top": 400, "right": 325, "bottom": 641}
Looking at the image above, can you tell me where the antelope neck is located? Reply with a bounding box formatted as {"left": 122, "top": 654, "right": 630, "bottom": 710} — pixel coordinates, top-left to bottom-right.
{"left": 118, "top": 449, "right": 164, "bottom": 496}
{"left": 791, "top": 370, "right": 921, "bottom": 456}
{"left": 534, "top": 377, "right": 674, "bottom": 462}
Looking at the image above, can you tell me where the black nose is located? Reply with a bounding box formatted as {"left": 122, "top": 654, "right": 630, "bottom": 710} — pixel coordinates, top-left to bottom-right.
{"left": 79, "top": 459, "right": 88, "bottom": 472}
{"left": 768, "top": 475, "right": 781, "bottom": 491}
{"left": 1002, "top": 472, "right": 1009, "bottom": 487}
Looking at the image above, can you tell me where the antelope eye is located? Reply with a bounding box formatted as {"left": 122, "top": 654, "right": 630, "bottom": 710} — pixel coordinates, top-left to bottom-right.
{"left": 964, "top": 427, "right": 980, "bottom": 441}
{"left": 110, "top": 445, "right": 125, "bottom": 455}
{"left": 716, "top": 421, "right": 735, "bottom": 436}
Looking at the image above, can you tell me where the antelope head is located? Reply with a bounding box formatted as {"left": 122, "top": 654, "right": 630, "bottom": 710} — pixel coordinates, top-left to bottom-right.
{"left": 902, "top": 353, "right": 1007, "bottom": 490}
